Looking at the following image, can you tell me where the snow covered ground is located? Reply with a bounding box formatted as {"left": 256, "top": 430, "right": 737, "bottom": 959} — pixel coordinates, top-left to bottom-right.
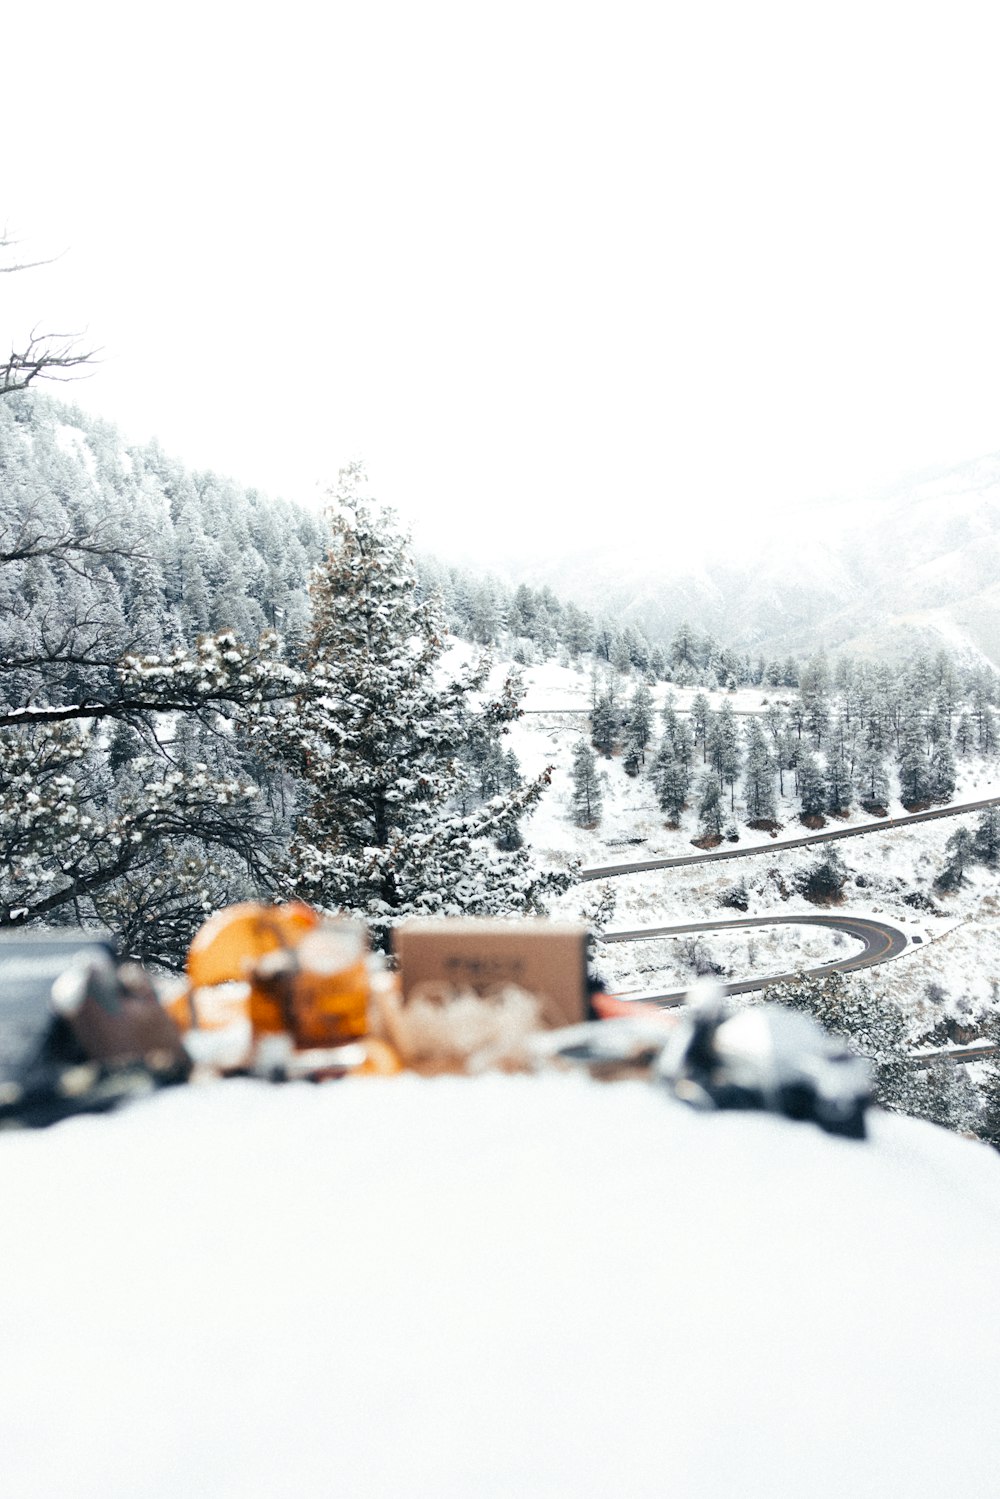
{"left": 515, "top": 655, "right": 772, "bottom": 718}
{"left": 571, "top": 832, "right": 960, "bottom": 1011}
{"left": 1, "top": 1074, "right": 999, "bottom": 1499}
{"left": 597, "top": 919, "right": 868, "bottom": 995}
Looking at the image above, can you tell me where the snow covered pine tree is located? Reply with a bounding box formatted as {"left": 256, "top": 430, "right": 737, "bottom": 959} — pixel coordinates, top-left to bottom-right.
{"left": 571, "top": 740, "right": 603, "bottom": 826}
{"left": 269, "top": 470, "right": 567, "bottom": 947}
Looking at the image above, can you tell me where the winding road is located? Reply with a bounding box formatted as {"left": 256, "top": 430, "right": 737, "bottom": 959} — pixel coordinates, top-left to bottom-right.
{"left": 585, "top": 800, "right": 999, "bottom": 1004}
{"left": 581, "top": 794, "right": 1000, "bottom": 881}
{"left": 602, "top": 911, "right": 910, "bottom": 1006}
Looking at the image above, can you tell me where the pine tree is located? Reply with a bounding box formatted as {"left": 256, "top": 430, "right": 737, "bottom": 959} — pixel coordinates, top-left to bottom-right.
{"left": 655, "top": 751, "right": 690, "bottom": 822}
{"left": 691, "top": 694, "right": 713, "bottom": 760}
{"left": 671, "top": 716, "right": 695, "bottom": 777}
{"left": 935, "top": 826, "right": 975, "bottom": 892}
{"left": 775, "top": 727, "right": 798, "bottom": 797}
{"left": 593, "top": 620, "right": 614, "bottom": 662}
{"left": 825, "top": 739, "right": 853, "bottom": 815}
{"left": 591, "top": 690, "right": 618, "bottom": 758}
{"left": 898, "top": 737, "right": 931, "bottom": 807}
{"left": 660, "top": 696, "right": 681, "bottom": 750}
{"left": 272, "top": 472, "right": 564, "bottom": 947}
{"left": 855, "top": 743, "right": 890, "bottom": 811}
{"left": 707, "top": 701, "right": 741, "bottom": 810}
{"left": 976, "top": 1061, "right": 1000, "bottom": 1150}
{"left": 625, "top": 681, "right": 654, "bottom": 763}
{"left": 973, "top": 806, "right": 1000, "bottom": 867}
{"left": 508, "top": 585, "right": 537, "bottom": 640}
{"left": 571, "top": 740, "right": 603, "bottom": 826}
{"left": 797, "top": 751, "right": 826, "bottom": 818}
{"left": 670, "top": 621, "right": 698, "bottom": 670}
{"left": 805, "top": 694, "right": 831, "bottom": 749}
{"left": 762, "top": 702, "right": 785, "bottom": 750}
{"left": 610, "top": 630, "right": 632, "bottom": 675}
{"left": 928, "top": 736, "right": 956, "bottom": 802}
{"left": 695, "top": 772, "right": 724, "bottom": 839}
{"left": 954, "top": 712, "right": 974, "bottom": 757}
{"left": 742, "top": 719, "right": 776, "bottom": 823}
{"left": 501, "top": 749, "right": 523, "bottom": 793}
{"left": 562, "top": 601, "right": 593, "bottom": 659}
{"left": 650, "top": 705, "right": 685, "bottom": 805}
{"left": 470, "top": 579, "right": 505, "bottom": 646}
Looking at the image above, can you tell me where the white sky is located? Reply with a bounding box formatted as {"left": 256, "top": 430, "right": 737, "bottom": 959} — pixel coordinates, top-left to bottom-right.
{"left": 4, "top": 1, "right": 1000, "bottom": 563}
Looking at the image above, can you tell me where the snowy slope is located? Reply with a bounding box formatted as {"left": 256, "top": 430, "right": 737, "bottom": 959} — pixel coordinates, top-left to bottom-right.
{"left": 495, "top": 651, "right": 1000, "bottom": 1026}
{"left": 496, "top": 448, "right": 1000, "bottom": 665}
{"left": 1, "top": 1076, "right": 998, "bottom": 1499}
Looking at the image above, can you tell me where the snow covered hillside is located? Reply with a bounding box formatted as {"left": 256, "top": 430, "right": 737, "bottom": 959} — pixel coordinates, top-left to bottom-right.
{"left": 1, "top": 1075, "right": 998, "bottom": 1499}
{"left": 496, "top": 652, "right": 1000, "bottom": 1038}
{"left": 501, "top": 450, "right": 1000, "bottom": 666}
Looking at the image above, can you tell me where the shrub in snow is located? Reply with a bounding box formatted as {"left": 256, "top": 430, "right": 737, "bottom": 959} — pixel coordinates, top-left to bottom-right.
{"left": 797, "top": 851, "right": 847, "bottom": 903}
{"left": 902, "top": 889, "right": 938, "bottom": 913}
{"left": 676, "top": 936, "right": 726, "bottom": 977}
{"left": 719, "top": 879, "right": 750, "bottom": 912}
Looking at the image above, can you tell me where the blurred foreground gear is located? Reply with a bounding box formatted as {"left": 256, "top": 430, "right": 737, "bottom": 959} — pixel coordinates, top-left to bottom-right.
{"left": 655, "top": 988, "right": 873, "bottom": 1139}
{"left": 0, "top": 931, "right": 190, "bottom": 1129}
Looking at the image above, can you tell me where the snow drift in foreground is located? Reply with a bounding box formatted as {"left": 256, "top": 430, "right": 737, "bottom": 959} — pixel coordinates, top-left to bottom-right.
{"left": 1, "top": 1075, "right": 999, "bottom": 1498}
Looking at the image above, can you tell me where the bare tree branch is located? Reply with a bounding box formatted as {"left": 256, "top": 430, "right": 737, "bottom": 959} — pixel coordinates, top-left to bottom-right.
{"left": 1, "top": 232, "right": 100, "bottom": 394}
{"left": 2, "top": 329, "right": 99, "bottom": 394}
{"left": 0, "top": 499, "right": 149, "bottom": 570}
{"left": 0, "top": 229, "right": 60, "bottom": 276}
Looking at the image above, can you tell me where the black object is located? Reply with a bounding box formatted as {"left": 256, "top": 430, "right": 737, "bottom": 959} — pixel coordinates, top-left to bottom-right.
{"left": 656, "top": 992, "right": 873, "bottom": 1139}
{"left": 0, "top": 931, "right": 189, "bottom": 1129}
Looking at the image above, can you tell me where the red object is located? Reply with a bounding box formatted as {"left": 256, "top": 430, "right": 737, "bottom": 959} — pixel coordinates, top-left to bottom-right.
{"left": 591, "top": 991, "right": 671, "bottom": 1021}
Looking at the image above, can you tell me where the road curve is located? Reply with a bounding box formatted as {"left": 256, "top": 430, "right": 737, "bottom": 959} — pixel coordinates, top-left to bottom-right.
{"left": 601, "top": 911, "right": 909, "bottom": 1006}
{"left": 581, "top": 795, "right": 1000, "bottom": 881}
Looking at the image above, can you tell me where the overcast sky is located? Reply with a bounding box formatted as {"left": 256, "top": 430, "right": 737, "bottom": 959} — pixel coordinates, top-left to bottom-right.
{"left": 4, "top": 1, "right": 1000, "bottom": 563}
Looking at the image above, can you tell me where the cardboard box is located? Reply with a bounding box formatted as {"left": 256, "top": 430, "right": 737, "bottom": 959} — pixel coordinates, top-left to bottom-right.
{"left": 392, "top": 918, "right": 589, "bottom": 1030}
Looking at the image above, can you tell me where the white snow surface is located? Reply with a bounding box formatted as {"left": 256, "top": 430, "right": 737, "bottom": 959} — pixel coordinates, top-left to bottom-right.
{"left": 1, "top": 1074, "right": 999, "bottom": 1498}
{"left": 599, "top": 919, "right": 869, "bottom": 993}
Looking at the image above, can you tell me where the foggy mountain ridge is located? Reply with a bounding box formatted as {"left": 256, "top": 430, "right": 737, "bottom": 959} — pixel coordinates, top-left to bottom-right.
{"left": 8, "top": 387, "right": 1000, "bottom": 667}
{"left": 503, "top": 450, "right": 1000, "bottom": 665}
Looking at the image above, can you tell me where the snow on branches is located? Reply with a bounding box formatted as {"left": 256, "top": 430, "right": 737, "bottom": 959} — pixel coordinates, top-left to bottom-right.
{"left": 266, "top": 470, "right": 568, "bottom": 947}
{"left": 0, "top": 720, "right": 266, "bottom": 931}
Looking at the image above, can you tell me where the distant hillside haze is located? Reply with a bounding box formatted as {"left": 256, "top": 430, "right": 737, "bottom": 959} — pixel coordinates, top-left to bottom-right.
{"left": 8, "top": 390, "right": 1000, "bottom": 668}
{"left": 495, "top": 451, "right": 1000, "bottom": 666}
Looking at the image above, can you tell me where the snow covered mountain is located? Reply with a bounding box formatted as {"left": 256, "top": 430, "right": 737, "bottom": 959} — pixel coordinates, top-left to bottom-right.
{"left": 508, "top": 451, "right": 1000, "bottom": 665}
